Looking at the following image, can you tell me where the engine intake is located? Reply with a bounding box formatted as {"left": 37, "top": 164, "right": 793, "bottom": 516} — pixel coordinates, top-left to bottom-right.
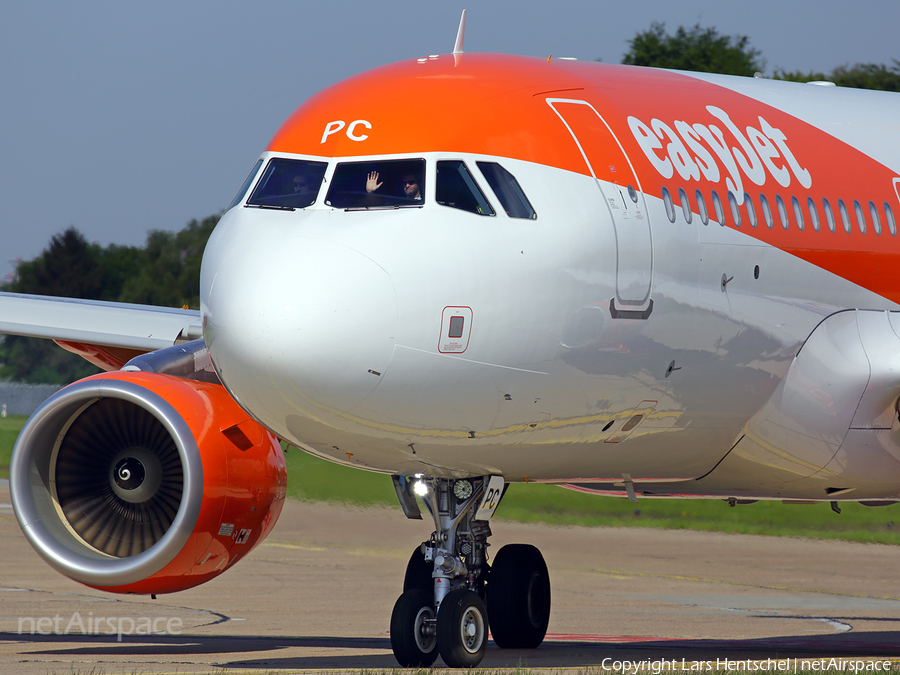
{"left": 57, "top": 397, "right": 185, "bottom": 557}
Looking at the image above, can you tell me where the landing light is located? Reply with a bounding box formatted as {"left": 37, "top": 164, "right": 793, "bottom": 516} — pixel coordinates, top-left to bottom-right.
{"left": 414, "top": 474, "right": 428, "bottom": 497}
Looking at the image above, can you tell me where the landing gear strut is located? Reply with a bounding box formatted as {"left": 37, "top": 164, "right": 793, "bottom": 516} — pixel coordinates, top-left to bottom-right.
{"left": 389, "top": 475, "right": 551, "bottom": 668}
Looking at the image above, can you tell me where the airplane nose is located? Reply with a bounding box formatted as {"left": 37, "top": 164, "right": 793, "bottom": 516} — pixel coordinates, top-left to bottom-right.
{"left": 203, "top": 235, "right": 397, "bottom": 420}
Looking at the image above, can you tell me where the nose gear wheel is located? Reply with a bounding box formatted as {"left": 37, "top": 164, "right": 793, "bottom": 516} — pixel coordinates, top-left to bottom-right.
{"left": 390, "top": 588, "right": 438, "bottom": 667}
{"left": 437, "top": 588, "right": 488, "bottom": 667}
{"left": 486, "top": 542, "right": 551, "bottom": 648}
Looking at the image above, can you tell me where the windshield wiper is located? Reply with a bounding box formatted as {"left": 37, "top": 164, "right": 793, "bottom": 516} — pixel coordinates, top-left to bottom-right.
{"left": 344, "top": 204, "right": 424, "bottom": 212}
{"left": 245, "top": 204, "right": 296, "bottom": 211}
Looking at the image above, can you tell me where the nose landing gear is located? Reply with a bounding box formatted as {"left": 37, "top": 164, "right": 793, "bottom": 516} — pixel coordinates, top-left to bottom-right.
{"left": 389, "top": 475, "right": 550, "bottom": 668}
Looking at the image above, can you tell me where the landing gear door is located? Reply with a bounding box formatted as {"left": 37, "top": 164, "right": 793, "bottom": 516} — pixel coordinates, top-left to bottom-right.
{"left": 547, "top": 99, "right": 653, "bottom": 315}
{"left": 474, "top": 476, "right": 504, "bottom": 521}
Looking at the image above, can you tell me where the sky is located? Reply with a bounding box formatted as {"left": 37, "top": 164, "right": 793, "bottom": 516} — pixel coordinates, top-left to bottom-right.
{"left": 1, "top": 0, "right": 898, "bottom": 282}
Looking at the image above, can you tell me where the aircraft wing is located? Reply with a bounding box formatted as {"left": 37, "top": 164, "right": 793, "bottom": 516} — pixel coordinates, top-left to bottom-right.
{"left": 0, "top": 292, "right": 202, "bottom": 354}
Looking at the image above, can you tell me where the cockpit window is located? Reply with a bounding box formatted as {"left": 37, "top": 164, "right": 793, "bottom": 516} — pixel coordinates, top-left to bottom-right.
{"left": 227, "top": 159, "right": 263, "bottom": 211}
{"left": 436, "top": 161, "right": 494, "bottom": 216}
{"left": 476, "top": 162, "right": 537, "bottom": 219}
{"left": 325, "top": 159, "right": 425, "bottom": 209}
{"left": 246, "top": 158, "right": 327, "bottom": 210}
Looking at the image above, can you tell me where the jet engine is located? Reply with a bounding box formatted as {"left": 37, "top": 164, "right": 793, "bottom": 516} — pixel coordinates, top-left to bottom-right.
{"left": 10, "top": 369, "right": 286, "bottom": 595}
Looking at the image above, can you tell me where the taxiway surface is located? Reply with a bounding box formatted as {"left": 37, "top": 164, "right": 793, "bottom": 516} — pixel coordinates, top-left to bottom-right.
{"left": 2, "top": 482, "right": 900, "bottom": 673}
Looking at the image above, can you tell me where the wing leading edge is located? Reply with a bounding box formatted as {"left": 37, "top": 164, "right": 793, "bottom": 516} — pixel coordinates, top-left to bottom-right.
{"left": 0, "top": 292, "right": 202, "bottom": 370}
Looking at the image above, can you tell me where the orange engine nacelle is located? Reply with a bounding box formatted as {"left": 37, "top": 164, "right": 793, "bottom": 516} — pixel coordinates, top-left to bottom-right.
{"left": 10, "top": 370, "right": 286, "bottom": 595}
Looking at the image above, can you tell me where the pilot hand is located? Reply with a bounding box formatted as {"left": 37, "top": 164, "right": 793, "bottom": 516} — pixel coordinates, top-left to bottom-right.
{"left": 366, "top": 171, "right": 383, "bottom": 193}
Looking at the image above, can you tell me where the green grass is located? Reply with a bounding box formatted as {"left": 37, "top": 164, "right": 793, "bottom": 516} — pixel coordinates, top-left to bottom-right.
{"left": 498, "top": 483, "right": 900, "bottom": 544}
{"left": 284, "top": 445, "right": 400, "bottom": 507}
{"left": 0, "top": 415, "right": 27, "bottom": 479}
{"left": 3, "top": 414, "right": 900, "bottom": 544}
{"left": 283, "top": 447, "right": 900, "bottom": 545}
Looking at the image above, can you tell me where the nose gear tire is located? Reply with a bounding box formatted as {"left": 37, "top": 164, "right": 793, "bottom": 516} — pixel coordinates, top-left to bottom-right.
{"left": 390, "top": 589, "right": 439, "bottom": 667}
{"left": 486, "top": 543, "right": 551, "bottom": 648}
{"left": 403, "top": 546, "right": 434, "bottom": 592}
{"left": 437, "top": 588, "right": 488, "bottom": 668}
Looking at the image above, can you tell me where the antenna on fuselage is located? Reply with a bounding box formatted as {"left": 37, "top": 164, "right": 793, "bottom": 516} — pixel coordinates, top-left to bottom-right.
{"left": 453, "top": 9, "right": 466, "bottom": 54}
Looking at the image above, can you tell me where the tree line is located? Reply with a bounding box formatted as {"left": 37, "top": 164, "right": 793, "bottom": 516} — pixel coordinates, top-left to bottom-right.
{"left": 0, "top": 216, "right": 217, "bottom": 383}
{"left": 622, "top": 22, "right": 900, "bottom": 90}
{"left": 2, "top": 24, "right": 897, "bottom": 383}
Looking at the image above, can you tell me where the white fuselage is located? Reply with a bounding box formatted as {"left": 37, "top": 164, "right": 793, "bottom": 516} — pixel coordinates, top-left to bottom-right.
{"left": 201, "top": 149, "right": 897, "bottom": 498}
{"left": 199, "top": 55, "right": 900, "bottom": 502}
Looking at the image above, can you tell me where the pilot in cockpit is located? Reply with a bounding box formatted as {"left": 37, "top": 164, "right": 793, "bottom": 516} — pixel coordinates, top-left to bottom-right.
{"left": 400, "top": 173, "right": 422, "bottom": 201}
{"left": 365, "top": 170, "right": 422, "bottom": 202}
{"left": 292, "top": 174, "right": 313, "bottom": 195}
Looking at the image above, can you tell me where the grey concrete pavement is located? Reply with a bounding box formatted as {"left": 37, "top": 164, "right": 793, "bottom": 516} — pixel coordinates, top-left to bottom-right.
{"left": 2, "top": 482, "right": 900, "bottom": 673}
